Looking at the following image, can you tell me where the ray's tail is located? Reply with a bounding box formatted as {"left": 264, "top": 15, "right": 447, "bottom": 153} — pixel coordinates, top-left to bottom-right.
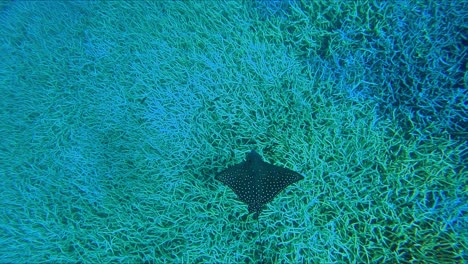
{"left": 257, "top": 217, "right": 264, "bottom": 264}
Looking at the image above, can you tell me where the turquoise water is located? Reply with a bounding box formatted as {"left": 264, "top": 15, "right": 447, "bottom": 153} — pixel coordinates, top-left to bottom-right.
{"left": 0, "top": 1, "right": 466, "bottom": 262}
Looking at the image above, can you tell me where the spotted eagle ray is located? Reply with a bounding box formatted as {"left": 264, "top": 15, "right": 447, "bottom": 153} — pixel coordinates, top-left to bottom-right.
{"left": 216, "top": 150, "right": 304, "bottom": 219}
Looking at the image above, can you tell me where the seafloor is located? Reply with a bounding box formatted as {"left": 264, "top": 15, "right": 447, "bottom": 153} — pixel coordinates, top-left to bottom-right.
{"left": 0, "top": 1, "right": 466, "bottom": 263}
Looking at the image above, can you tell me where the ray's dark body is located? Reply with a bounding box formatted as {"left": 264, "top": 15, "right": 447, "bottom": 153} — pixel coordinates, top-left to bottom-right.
{"left": 216, "top": 150, "right": 304, "bottom": 219}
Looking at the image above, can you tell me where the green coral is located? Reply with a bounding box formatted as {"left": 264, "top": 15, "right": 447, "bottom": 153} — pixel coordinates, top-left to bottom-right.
{"left": 0, "top": 0, "right": 465, "bottom": 262}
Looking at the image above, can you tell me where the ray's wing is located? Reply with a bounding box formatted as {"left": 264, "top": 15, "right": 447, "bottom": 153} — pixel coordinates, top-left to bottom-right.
{"left": 215, "top": 161, "right": 258, "bottom": 207}
{"left": 258, "top": 162, "right": 304, "bottom": 205}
